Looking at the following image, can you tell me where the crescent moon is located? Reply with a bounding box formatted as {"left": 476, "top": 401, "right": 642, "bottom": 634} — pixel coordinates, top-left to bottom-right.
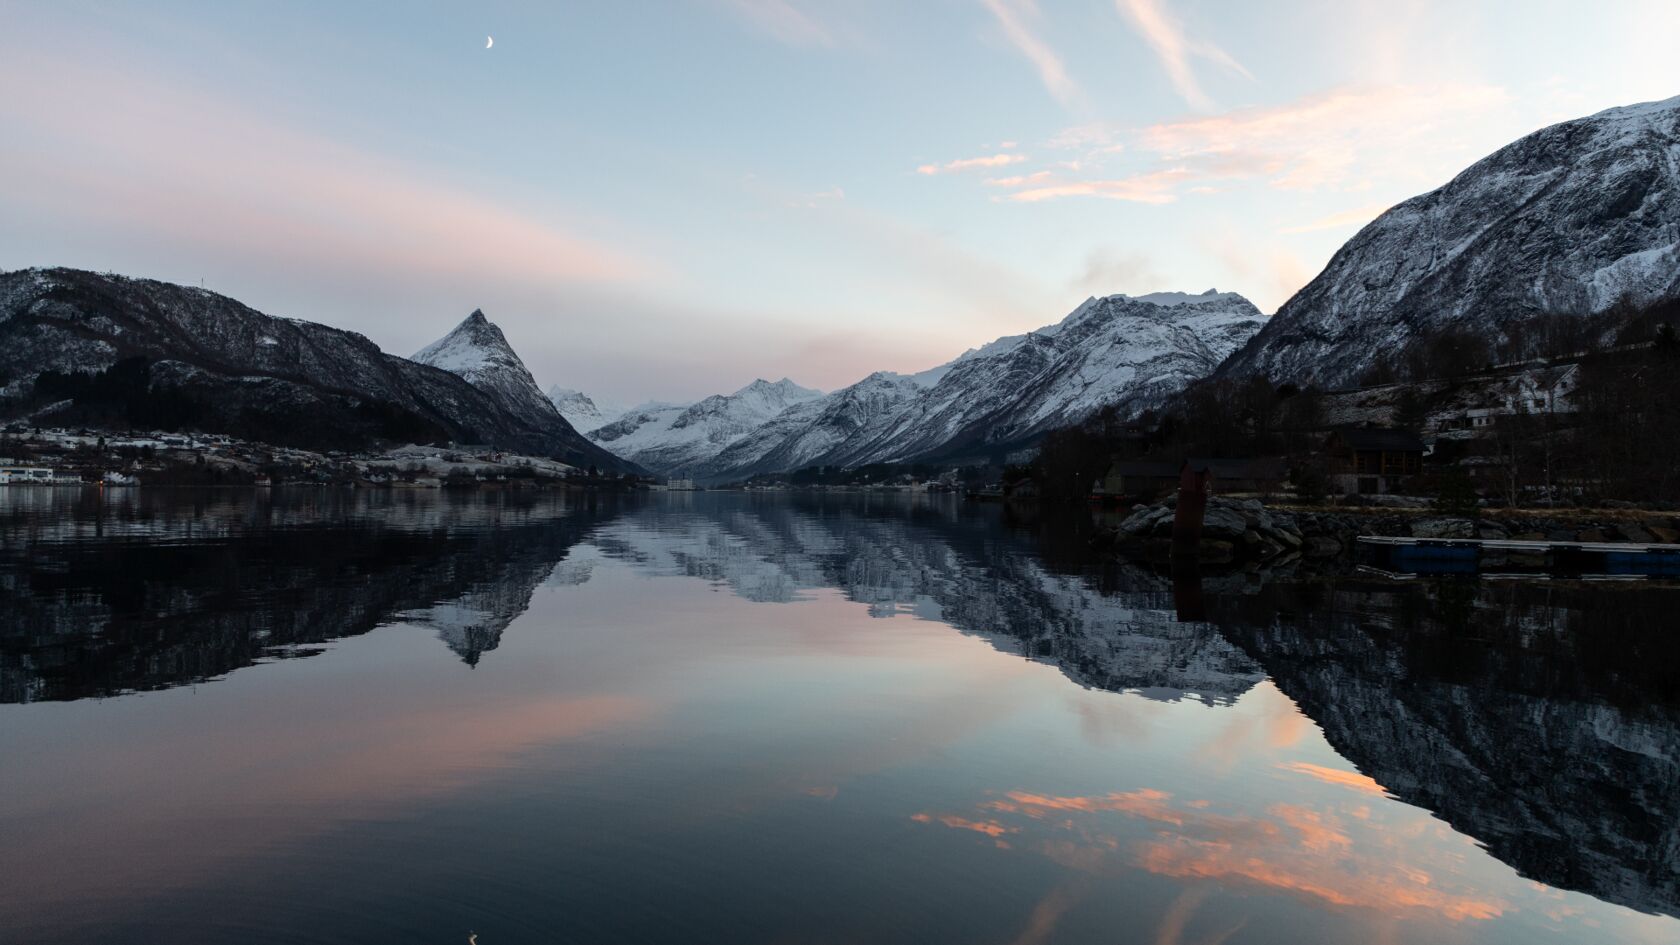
{"left": 485, "top": 35, "right": 493, "bottom": 49}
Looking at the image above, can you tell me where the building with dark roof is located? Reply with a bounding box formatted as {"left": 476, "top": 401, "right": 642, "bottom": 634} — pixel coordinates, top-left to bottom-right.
{"left": 1325, "top": 427, "right": 1426, "bottom": 495}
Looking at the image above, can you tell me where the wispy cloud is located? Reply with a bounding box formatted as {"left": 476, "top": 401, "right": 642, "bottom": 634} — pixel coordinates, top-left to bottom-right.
{"left": 979, "top": 82, "right": 1511, "bottom": 213}
{"left": 1279, "top": 202, "right": 1392, "bottom": 235}
{"left": 721, "top": 0, "right": 840, "bottom": 47}
{"left": 1003, "top": 168, "right": 1189, "bottom": 204}
{"left": 1115, "top": 0, "right": 1252, "bottom": 110}
{"left": 918, "top": 153, "right": 1029, "bottom": 175}
{"left": 979, "top": 0, "right": 1083, "bottom": 109}
{"left": 985, "top": 170, "right": 1053, "bottom": 187}
{"left": 1141, "top": 83, "right": 1511, "bottom": 190}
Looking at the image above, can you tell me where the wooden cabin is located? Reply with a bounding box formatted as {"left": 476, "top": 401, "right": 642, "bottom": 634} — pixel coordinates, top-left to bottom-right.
{"left": 1325, "top": 428, "right": 1426, "bottom": 495}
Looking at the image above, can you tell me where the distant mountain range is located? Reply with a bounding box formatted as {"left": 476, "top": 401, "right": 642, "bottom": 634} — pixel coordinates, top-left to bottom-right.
{"left": 6, "top": 93, "right": 1676, "bottom": 478}
{"left": 1220, "top": 94, "right": 1680, "bottom": 386}
{"left": 563, "top": 289, "right": 1264, "bottom": 480}
{"left": 585, "top": 377, "right": 826, "bottom": 474}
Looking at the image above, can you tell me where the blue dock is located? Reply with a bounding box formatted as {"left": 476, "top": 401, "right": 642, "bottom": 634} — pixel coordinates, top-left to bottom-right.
{"left": 1357, "top": 535, "right": 1680, "bottom": 577}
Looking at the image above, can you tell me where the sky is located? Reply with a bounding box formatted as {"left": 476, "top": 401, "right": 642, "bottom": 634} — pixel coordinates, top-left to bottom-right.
{"left": 2, "top": 1, "right": 1678, "bottom": 404}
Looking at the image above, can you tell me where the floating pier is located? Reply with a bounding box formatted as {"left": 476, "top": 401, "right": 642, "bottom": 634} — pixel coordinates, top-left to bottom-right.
{"left": 1357, "top": 535, "right": 1680, "bottom": 577}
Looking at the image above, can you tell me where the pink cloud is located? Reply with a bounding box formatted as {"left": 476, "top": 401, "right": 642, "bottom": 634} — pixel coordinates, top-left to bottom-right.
{"left": 1005, "top": 168, "right": 1189, "bottom": 204}
{"left": 918, "top": 153, "right": 1030, "bottom": 175}
{"left": 1140, "top": 83, "right": 1512, "bottom": 191}
{"left": 985, "top": 171, "right": 1054, "bottom": 187}
{"left": 0, "top": 51, "right": 646, "bottom": 292}
{"left": 970, "top": 83, "right": 1513, "bottom": 215}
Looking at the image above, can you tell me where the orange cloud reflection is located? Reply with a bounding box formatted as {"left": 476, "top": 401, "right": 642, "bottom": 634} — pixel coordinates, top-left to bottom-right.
{"left": 914, "top": 784, "right": 1507, "bottom": 924}
{"left": 911, "top": 812, "right": 1020, "bottom": 838}
{"left": 1279, "top": 761, "right": 1388, "bottom": 796}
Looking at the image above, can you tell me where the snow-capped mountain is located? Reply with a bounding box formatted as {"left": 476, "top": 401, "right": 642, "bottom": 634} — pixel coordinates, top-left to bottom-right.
{"left": 855, "top": 290, "right": 1264, "bottom": 463}
{"left": 1220, "top": 94, "right": 1680, "bottom": 387}
{"left": 0, "top": 269, "right": 630, "bottom": 469}
{"left": 675, "top": 290, "right": 1264, "bottom": 481}
{"left": 588, "top": 378, "right": 824, "bottom": 474}
{"left": 693, "top": 371, "right": 932, "bottom": 481}
{"left": 547, "top": 386, "right": 627, "bottom": 432}
{"left": 411, "top": 310, "right": 563, "bottom": 435}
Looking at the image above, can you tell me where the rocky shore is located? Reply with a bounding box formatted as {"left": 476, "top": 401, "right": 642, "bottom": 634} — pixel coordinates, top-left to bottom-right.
{"left": 1097, "top": 495, "right": 1680, "bottom": 565}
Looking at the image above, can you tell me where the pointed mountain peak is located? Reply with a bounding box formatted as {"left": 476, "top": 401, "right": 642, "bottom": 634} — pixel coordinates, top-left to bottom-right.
{"left": 449, "top": 309, "right": 506, "bottom": 344}
{"left": 409, "top": 310, "right": 574, "bottom": 432}
{"left": 416, "top": 309, "right": 514, "bottom": 355}
{"left": 412, "top": 309, "right": 532, "bottom": 383}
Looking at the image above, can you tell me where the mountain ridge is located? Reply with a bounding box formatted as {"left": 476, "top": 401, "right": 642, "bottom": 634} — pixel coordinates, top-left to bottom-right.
{"left": 0, "top": 268, "right": 631, "bottom": 470}
{"left": 1219, "top": 94, "right": 1680, "bottom": 386}
{"left": 628, "top": 290, "right": 1264, "bottom": 481}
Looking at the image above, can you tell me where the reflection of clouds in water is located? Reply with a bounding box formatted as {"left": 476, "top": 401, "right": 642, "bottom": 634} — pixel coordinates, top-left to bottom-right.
{"left": 914, "top": 782, "right": 1509, "bottom": 925}
{"left": 1194, "top": 681, "right": 1318, "bottom": 772}
{"left": 910, "top": 812, "right": 1019, "bottom": 845}
{"left": 1279, "top": 760, "right": 1389, "bottom": 796}
{"left": 1004, "top": 879, "right": 1090, "bottom": 945}
{"left": 1151, "top": 887, "right": 1248, "bottom": 945}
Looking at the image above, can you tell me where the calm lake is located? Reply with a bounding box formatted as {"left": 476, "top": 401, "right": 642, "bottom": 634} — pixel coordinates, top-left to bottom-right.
{"left": 2, "top": 489, "right": 1677, "bottom": 945}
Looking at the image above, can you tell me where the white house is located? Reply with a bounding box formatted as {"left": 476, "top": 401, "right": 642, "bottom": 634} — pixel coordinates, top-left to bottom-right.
{"left": 0, "top": 466, "right": 57, "bottom": 484}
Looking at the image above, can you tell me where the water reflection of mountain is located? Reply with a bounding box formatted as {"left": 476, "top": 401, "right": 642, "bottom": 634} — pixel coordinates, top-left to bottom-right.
{"left": 8, "top": 491, "right": 1679, "bottom": 922}
{"left": 1217, "top": 580, "right": 1680, "bottom": 919}
{"left": 2, "top": 491, "right": 1264, "bottom": 706}
{"left": 589, "top": 495, "right": 1265, "bottom": 704}
{"left": 591, "top": 497, "right": 1680, "bottom": 917}
{"left": 0, "top": 491, "right": 615, "bottom": 701}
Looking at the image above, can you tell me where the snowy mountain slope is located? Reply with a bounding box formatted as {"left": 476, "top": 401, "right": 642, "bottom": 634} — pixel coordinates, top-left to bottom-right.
{"left": 411, "top": 310, "right": 561, "bottom": 435}
{"left": 0, "top": 268, "right": 631, "bottom": 469}
{"left": 859, "top": 291, "right": 1265, "bottom": 464}
{"left": 587, "top": 377, "right": 823, "bottom": 474}
{"left": 407, "top": 310, "right": 634, "bottom": 470}
{"left": 692, "top": 371, "right": 929, "bottom": 481}
{"left": 1219, "top": 94, "right": 1680, "bottom": 387}
{"left": 547, "top": 386, "right": 628, "bottom": 432}
{"left": 681, "top": 291, "right": 1264, "bottom": 481}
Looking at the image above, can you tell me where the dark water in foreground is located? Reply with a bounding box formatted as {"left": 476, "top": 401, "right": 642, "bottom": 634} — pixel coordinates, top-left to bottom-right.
{"left": 2, "top": 489, "right": 1678, "bottom": 945}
